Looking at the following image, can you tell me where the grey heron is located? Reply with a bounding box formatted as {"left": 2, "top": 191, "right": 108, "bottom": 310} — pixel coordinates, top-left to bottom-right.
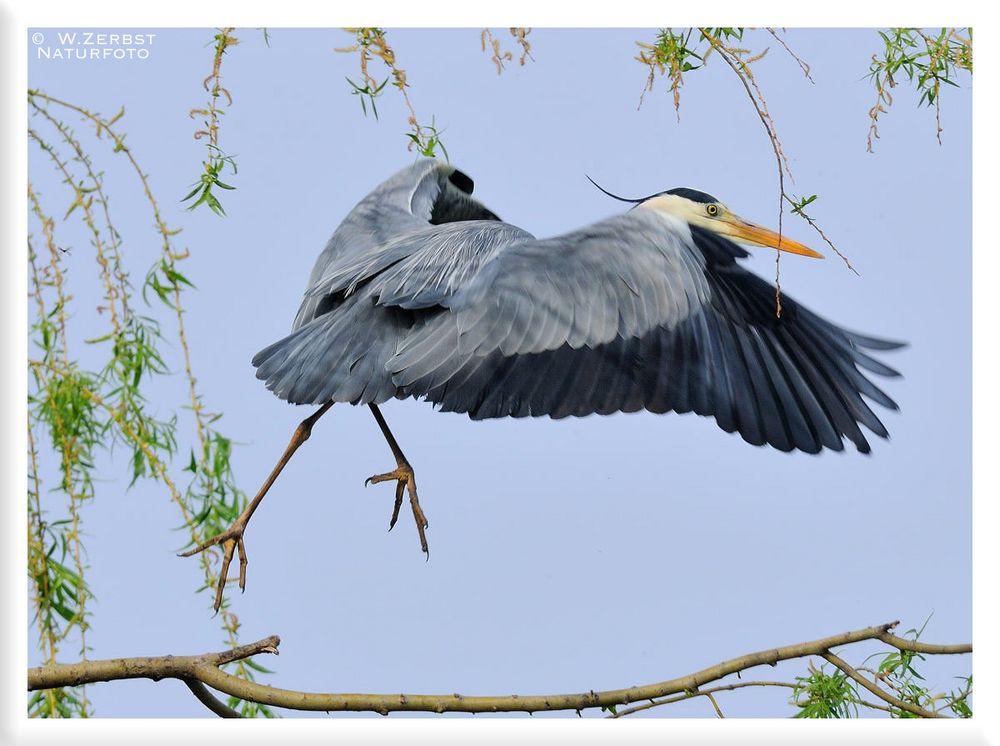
{"left": 184, "top": 159, "right": 902, "bottom": 611}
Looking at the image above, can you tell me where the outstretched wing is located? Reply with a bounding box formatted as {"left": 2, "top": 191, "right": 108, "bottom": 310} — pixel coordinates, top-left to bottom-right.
{"left": 388, "top": 209, "right": 903, "bottom": 454}
{"left": 251, "top": 220, "right": 534, "bottom": 406}
{"left": 291, "top": 159, "right": 501, "bottom": 330}
{"left": 253, "top": 161, "right": 524, "bottom": 406}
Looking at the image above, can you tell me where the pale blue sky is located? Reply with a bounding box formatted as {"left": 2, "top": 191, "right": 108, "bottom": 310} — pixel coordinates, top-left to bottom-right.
{"left": 26, "top": 28, "right": 971, "bottom": 718}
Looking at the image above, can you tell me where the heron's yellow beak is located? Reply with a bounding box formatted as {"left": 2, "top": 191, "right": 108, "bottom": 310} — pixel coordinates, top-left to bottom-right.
{"left": 721, "top": 216, "right": 824, "bottom": 259}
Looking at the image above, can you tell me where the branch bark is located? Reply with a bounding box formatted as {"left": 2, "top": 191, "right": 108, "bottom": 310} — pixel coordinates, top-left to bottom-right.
{"left": 26, "top": 621, "right": 972, "bottom": 717}
{"left": 876, "top": 633, "right": 971, "bottom": 655}
{"left": 28, "top": 635, "right": 279, "bottom": 691}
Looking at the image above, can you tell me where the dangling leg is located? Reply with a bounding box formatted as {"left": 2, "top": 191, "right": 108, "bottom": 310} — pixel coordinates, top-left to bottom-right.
{"left": 180, "top": 401, "right": 334, "bottom": 612}
{"left": 364, "top": 403, "right": 429, "bottom": 557}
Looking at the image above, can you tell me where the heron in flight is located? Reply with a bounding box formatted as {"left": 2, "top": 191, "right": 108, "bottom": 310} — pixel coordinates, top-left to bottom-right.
{"left": 185, "top": 159, "right": 902, "bottom": 610}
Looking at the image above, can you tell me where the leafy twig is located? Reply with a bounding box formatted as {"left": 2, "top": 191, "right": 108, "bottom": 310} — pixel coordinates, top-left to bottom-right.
{"left": 337, "top": 28, "right": 448, "bottom": 159}
{"left": 185, "top": 28, "right": 239, "bottom": 215}
{"left": 481, "top": 28, "right": 534, "bottom": 74}
{"left": 635, "top": 29, "right": 700, "bottom": 118}
{"left": 866, "top": 27, "right": 972, "bottom": 152}
{"left": 27, "top": 89, "right": 272, "bottom": 717}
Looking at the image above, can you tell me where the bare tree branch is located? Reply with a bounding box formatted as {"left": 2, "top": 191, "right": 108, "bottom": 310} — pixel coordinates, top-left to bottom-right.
{"left": 184, "top": 679, "right": 243, "bottom": 718}
{"left": 610, "top": 680, "right": 797, "bottom": 718}
{"left": 765, "top": 28, "right": 813, "bottom": 82}
{"left": 26, "top": 621, "right": 970, "bottom": 717}
{"left": 705, "top": 690, "right": 725, "bottom": 718}
{"left": 877, "top": 633, "right": 971, "bottom": 655}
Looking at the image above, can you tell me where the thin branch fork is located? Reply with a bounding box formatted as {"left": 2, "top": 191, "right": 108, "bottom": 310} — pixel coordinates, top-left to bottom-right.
{"left": 29, "top": 636, "right": 279, "bottom": 691}
{"left": 27, "top": 621, "right": 970, "bottom": 717}
{"left": 609, "top": 680, "right": 796, "bottom": 718}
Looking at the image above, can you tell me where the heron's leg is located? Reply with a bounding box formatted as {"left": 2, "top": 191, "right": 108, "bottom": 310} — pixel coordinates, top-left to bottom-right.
{"left": 180, "top": 401, "right": 334, "bottom": 613}
{"left": 365, "top": 403, "right": 430, "bottom": 556}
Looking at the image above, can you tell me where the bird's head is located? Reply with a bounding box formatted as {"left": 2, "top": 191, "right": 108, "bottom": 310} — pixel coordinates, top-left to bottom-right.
{"left": 588, "top": 178, "right": 824, "bottom": 259}
{"left": 642, "top": 188, "right": 824, "bottom": 258}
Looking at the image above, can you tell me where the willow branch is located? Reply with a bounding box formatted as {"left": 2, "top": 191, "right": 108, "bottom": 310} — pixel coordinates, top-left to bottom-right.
{"left": 765, "top": 28, "right": 813, "bottom": 82}
{"left": 183, "top": 679, "right": 243, "bottom": 718}
{"left": 877, "top": 633, "right": 971, "bottom": 655}
{"left": 822, "top": 652, "right": 945, "bottom": 719}
{"left": 610, "top": 680, "right": 797, "bottom": 718}
{"left": 27, "top": 621, "right": 971, "bottom": 717}
{"left": 28, "top": 636, "right": 280, "bottom": 692}
{"left": 853, "top": 697, "right": 897, "bottom": 715}
{"left": 700, "top": 30, "right": 857, "bottom": 281}
{"left": 705, "top": 691, "right": 725, "bottom": 718}
{"left": 700, "top": 32, "right": 788, "bottom": 316}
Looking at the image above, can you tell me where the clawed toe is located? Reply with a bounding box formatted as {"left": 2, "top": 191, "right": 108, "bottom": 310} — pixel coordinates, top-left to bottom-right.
{"left": 365, "top": 462, "right": 429, "bottom": 556}
{"left": 178, "top": 521, "right": 248, "bottom": 614}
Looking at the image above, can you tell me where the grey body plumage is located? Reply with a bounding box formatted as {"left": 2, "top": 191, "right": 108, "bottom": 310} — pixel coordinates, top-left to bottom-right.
{"left": 253, "top": 159, "right": 903, "bottom": 454}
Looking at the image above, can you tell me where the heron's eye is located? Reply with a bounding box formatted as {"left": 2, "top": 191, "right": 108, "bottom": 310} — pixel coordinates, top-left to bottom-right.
{"left": 706, "top": 204, "right": 720, "bottom": 217}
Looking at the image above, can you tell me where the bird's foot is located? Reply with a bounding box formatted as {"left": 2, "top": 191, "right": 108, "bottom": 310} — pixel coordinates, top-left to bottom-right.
{"left": 178, "top": 519, "right": 250, "bottom": 615}
{"left": 365, "top": 460, "right": 430, "bottom": 557}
